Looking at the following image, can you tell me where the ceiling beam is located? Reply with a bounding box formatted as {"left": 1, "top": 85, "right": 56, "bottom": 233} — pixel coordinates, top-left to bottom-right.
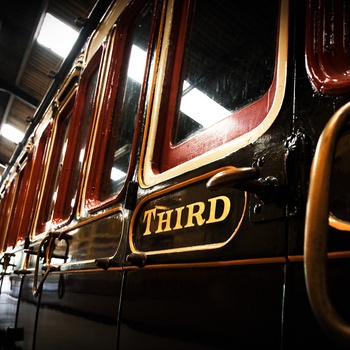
{"left": 0, "top": 79, "right": 39, "bottom": 108}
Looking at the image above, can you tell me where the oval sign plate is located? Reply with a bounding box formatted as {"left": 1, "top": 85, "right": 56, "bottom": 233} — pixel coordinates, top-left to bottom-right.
{"left": 130, "top": 168, "right": 247, "bottom": 255}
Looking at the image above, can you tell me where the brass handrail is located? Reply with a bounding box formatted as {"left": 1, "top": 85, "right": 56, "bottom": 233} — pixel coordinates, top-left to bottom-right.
{"left": 32, "top": 234, "right": 55, "bottom": 297}
{"left": 304, "top": 101, "right": 350, "bottom": 345}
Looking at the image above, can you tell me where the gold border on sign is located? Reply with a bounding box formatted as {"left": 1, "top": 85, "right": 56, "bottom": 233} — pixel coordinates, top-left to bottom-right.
{"left": 129, "top": 166, "right": 247, "bottom": 255}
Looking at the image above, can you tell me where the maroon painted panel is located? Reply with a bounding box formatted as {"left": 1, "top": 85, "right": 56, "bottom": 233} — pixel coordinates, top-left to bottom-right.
{"left": 305, "top": 0, "right": 350, "bottom": 95}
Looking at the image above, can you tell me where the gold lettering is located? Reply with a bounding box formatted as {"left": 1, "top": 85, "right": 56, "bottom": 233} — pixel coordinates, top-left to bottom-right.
{"left": 141, "top": 196, "right": 232, "bottom": 236}
{"left": 206, "top": 196, "right": 231, "bottom": 223}
{"left": 184, "top": 202, "right": 206, "bottom": 228}
{"left": 155, "top": 209, "right": 174, "bottom": 233}
{"left": 143, "top": 208, "right": 157, "bottom": 235}
{"left": 173, "top": 206, "right": 185, "bottom": 230}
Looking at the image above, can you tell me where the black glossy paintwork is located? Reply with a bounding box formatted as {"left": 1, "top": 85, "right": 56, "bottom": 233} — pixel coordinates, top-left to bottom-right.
{"left": 16, "top": 276, "right": 39, "bottom": 350}
{"left": 120, "top": 264, "right": 285, "bottom": 349}
{"left": 0, "top": 275, "right": 22, "bottom": 336}
{"left": 34, "top": 271, "right": 122, "bottom": 350}
{"left": 283, "top": 260, "right": 350, "bottom": 349}
{"left": 1, "top": 211, "right": 127, "bottom": 350}
{"left": 2, "top": 0, "right": 350, "bottom": 349}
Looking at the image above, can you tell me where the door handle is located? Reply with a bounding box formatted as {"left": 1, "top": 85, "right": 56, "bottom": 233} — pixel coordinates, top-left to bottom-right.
{"left": 206, "top": 166, "right": 279, "bottom": 203}
{"left": 304, "top": 101, "right": 350, "bottom": 346}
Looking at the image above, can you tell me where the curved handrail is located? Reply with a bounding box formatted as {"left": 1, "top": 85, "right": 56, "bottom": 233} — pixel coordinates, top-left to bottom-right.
{"left": 32, "top": 234, "right": 54, "bottom": 297}
{"left": 329, "top": 213, "right": 350, "bottom": 232}
{"left": 304, "top": 101, "right": 350, "bottom": 345}
{"left": 32, "top": 232, "right": 70, "bottom": 296}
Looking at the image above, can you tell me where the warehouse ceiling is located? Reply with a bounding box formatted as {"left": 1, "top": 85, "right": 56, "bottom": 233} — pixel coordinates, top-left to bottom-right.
{"left": 0, "top": 0, "right": 103, "bottom": 180}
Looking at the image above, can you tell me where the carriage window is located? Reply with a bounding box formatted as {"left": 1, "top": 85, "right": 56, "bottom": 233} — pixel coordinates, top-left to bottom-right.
{"left": 36, "top": 97, "right": 75, "bottom": 234}
{"left": 52, "top": 48, "right": 104, "bottom": 226}
{"left": 0, "top": 179, "right": 17, "bottom": 251}
{"left": 0, "top": 136, "right": 49, "bottom": 249}
{"left": 173, "top": 0, "right": 277, "bottom": 144}
{"left": 3, "top": 158, "right": 33, "bottom": 248}
{"left": 153, "top": 0, "right": 279, "bottom": 172}
{"left": 35, "top": 45, "right": 104, "bottom": 230}
{"left": 15, "top": 124, "right": 53, "bottom": 240}
{"left": 10, "top": 124, "right": 52, "bottom": 241}
{"left": 85, "top": 0, "right": 155, "bottom": 210}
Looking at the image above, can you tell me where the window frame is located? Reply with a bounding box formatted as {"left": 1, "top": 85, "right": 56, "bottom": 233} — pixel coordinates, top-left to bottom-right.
{"left": 0, "top": 121, "right": 54, "bottom": 246}
{"left": 140, "top": 0, "right": 289, "bottom": 187}
{"left": 22, "top": 122, "right": 53, "bottom": 239}
{"left": 3, "top": 154, "right": 34, "bottom": 249}
{"left": 35, "top": 95, "right": 77, "bottom": 235}
{"left": 83, "top": 0, "right": 158, "bottom": 212}
{"left": 52, "top": 45, "right": 106, "bottom": 226}
{"left": 0, "top": 177, "right": 18, "bottom": 251}
{"left": 305, "top": 0, "right": 350, "bottom": 95}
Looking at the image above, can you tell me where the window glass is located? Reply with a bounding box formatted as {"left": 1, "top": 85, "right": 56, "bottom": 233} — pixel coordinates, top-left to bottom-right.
{"left": 35, "top": 46, "right": 103, "bottom": 230}
{"left": 44, "top": 110, "right": 71, "bottom": 223}
{"left": 103, "top": 42, "right": 148, "bottom": 198}
{"left": 172, "top": 0, "right": 277, "bottom": 144}
{"left": 52, "top": 49, "right": 102, "bottom": 225}
{"left": 4, "top": 160, "right": 31, "bottom": 248}
{"left": 36, "top": 98, "right": 75, "bottom": 233}
{"left": 0, "top": 122, "right": 52, "bottom": 245}
{"left": 0, "top": 144, "right": 54, "bottom": 250}
{"left": 19, "top": 123, "right": 53, "bottom": 238}
{"left": 153, "top": 0, "right": 279, "bottom": 172}
{"left": 85, "top": 0, "right": 155, "bottom": 209}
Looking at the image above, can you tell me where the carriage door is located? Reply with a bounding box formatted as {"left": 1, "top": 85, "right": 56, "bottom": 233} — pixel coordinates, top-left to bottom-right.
{"left": 120, "top": 0, "right": 290, "bottom": 349}
{"left": 288, "top": 1, "right": 350, "bottom": 347}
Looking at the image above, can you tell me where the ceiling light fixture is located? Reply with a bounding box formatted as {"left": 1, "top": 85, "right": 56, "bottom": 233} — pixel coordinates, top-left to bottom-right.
{"left": 37, "top": 13, "right": 79, "bottom": 58}
{"left": 1, "top": 124, "right": 25, "bottom": 144}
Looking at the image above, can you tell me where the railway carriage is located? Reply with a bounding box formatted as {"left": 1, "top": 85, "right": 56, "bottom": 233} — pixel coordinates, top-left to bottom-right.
{"left": 1, "top": 0, "right": 350, "bottom": 348}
